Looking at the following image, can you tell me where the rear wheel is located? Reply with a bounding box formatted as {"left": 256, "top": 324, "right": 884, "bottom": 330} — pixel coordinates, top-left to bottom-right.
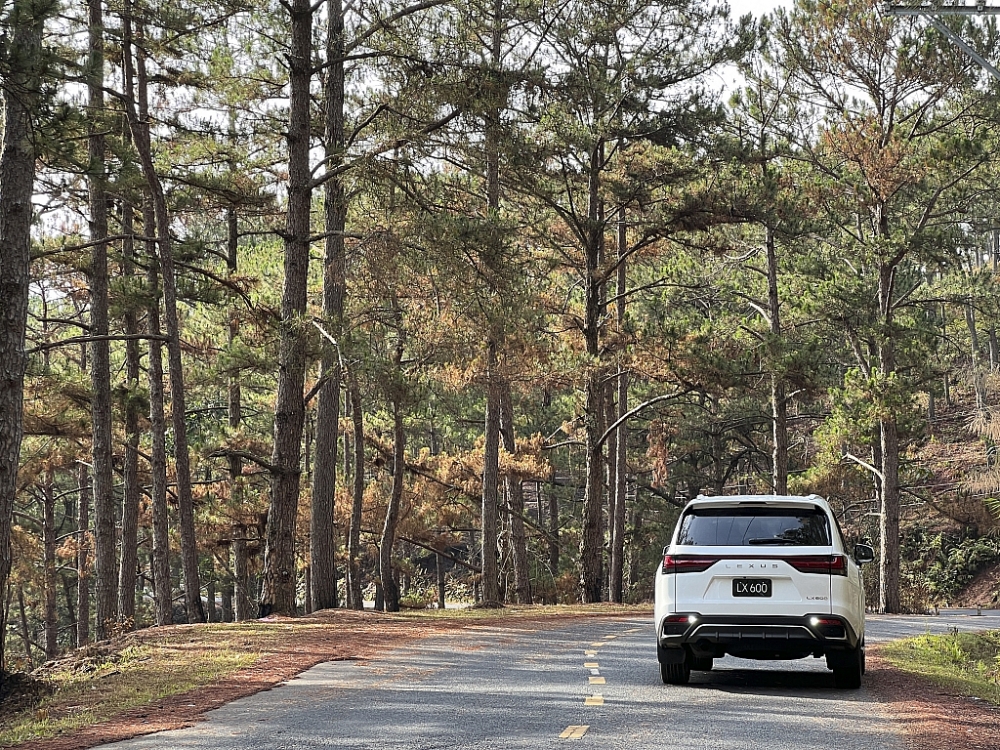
{"left": 659, "top": 655, "right": 691, "bottom": 684}
{"left": 691, "top": 655, "right": 714, "bottom": 671}
{"left": 832, "top": 644, "right": 863, "bottom": 690}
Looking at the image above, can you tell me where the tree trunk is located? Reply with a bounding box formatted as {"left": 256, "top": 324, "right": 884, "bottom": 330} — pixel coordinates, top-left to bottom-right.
{"left": 43, "top": 476, "right": 58, "bottom": 657}
{"left": 260, "top": 0, "right": 314, "bottom": 618}
{"left": 379, "top": 395, "right": 406, "bottom": 612}
{"left": 206, "top": 578, "right": 217, "bottom": 622}
{"left": 347, "top": 374, "right": 365, "bottom": 610}
{"left": 436, "top": 551, "right": 446, "bottom": 609}
{"left": 609, "top": 208, "right": 628, "bottom": 604}
{"left": 480, "top": 343, "right": 502, "bottom": 607}
{"left": 119, "top": 205, "right": 142, "bottom": 630}
{"left": 766, "top": 225, "right": 788, "bottom": 495}
{"left": 966, "top": 303, "right": 986, "bottom": 410}
{"left": 310, "top": 0, "right": 349, "bottom": 615}
{"left": 124, "top": 18, "right": 172, "bottom": 628}
{"left": 225, "top": 191, "right": 248, "bottom": 620}
{"left": 122, "top": 12, "right": 203, "bottom": 624}
{"left": 17, "top": 586, "right": 32, "bottom": 668}
{"left": 87, "top": 0, "right": 117, "bottom": 643}
{"left": 0, "top": 0, "right": 42, "bottom": 648}
{"left": 579, "top": 141, "right": 606, "bottom": 604}
{"left": 547, "top": 479, "right": 559, "bottom": 604}
{"left": 233, "top": 529, "right": 252, "bottom": 621}
{"left": 877, "top": 262, "right": 901, "bottom": 614}
{"left": 500, "top": 380, "right": 530, "bottom": 604}
{"left": 77, "top": 464, "right": 91, "bottom": 645}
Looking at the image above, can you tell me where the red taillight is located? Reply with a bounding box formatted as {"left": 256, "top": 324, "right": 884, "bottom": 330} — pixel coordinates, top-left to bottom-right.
{"left": 663, "top": 614, "right": 692, "bottom": 623}
{"left": 786, "top": 554, "right": 848, "bottom": 576}
{"left": 662, "top": 555, "right": 720, "bottom": 574}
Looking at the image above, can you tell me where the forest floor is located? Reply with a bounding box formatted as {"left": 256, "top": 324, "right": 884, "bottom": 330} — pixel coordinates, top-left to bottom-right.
{"left": 1, "top": 605, "right": 998, "bottom": 750}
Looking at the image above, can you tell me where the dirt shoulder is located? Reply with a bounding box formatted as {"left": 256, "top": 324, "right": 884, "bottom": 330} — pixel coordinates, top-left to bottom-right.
{"left": 7, "top": 607, "right": 999, "bottom": 750}
{"left": 866, "top": 651, "right": 1000, "bottom": 750}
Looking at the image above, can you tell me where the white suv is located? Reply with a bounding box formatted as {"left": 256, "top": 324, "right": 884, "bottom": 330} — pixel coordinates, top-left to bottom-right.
{"left": 654, "top": 494, "right": 875, "bottom": 689}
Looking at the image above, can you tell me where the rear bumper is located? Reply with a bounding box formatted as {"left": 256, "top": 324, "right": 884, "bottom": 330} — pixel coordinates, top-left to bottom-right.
{"left": 657, "top": 613, "right": 862, "bottom": 661}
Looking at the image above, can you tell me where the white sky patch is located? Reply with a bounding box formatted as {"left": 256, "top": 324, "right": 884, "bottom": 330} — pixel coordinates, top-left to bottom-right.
{"left": 727, "top": 0, "right": 792, "bottom": 19}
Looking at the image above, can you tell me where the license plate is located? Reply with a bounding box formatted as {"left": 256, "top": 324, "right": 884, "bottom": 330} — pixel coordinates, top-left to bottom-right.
{"left": 733, "top": 578, "right": 772, "bottom": 597}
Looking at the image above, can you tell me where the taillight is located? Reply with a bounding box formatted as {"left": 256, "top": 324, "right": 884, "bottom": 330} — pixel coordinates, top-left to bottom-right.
{"left": 662, "top": 555, "right": 719, "bottom": 574}
{"left": 786, "top": 554, "right": 848, "bottom": 576}
{"left": 809, "top": 616, "right": 847, "bottom": 639}
{"left": 661, "top": 614, "right": 696, "bottom": 636}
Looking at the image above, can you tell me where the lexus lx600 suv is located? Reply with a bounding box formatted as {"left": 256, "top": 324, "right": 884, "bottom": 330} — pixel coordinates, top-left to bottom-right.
{"left": 654, "top": 494, "right": 875, "bottom": 688}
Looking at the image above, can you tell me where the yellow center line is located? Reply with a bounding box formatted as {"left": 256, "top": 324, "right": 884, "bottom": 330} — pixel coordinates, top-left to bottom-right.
{"left": 584, "top": 662, "right": 599, "bottom": 668}
{"left": 589, "top": 642, "right": 605, "bottom": 647}
{"left": 589, "top": 676, "right": 606, "bottom": 684}
{"left": 604, "top": 635, "right": 617, "bottom": 640}
{"left": 584, "top": 650, "right": 597, "bottom": 657}
{"left": 584, "top": 694, "right": 604, "bottom": 706}
{"left": 560, "top": 725, "right": 590, "bottom": 739}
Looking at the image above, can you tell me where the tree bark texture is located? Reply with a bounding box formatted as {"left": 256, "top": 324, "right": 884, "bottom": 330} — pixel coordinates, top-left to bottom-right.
{"left": 226, "top": 204, "right": 250, "bottom": 621}
{"left": 122, "top": 17, "right": 172, "bottom": 628}
{"left": 310, "top": 0, "right": 348, "bottom": 612}
{"left": 379, "top": 396, "right": 406, "bottom": 612}
{"left": 579, "top": 141, "right": 606, "bottom": 604}
{"left": 88, "top": 0, "right": 118, "bottom": 640}
{"left": 43, "top": 477, "right": 58, "bottom": 657}
{"left": 766, "top": 225, "right": 788, "bottom": 495}
{"left": 348, "top": 374, "right": 365, "bottom": 610}
{"left": 122, "top": 14, "right": 204, "bottom": 623}
{"left": 118, "top": 206, "right": 142, "bottom": 629}
{"left": 499, "top": 381, "right": 530, "bottom": 604}
{"left": 608, "top": 209, "right": 628, "bottom": 604}
{"left": 877, "top": 262, "right": 901, "bottom": 614}
{"left": 77, "top": 464, "right": 91, "bottom": 644}
{"left": 480, "top": 344, "right": 502, "bottom": 606}
{"left": 0, "top": 0, "right": 42, "bottom": 646}
{"left": 260, "top": 0, "right": 314, "bottom": 618}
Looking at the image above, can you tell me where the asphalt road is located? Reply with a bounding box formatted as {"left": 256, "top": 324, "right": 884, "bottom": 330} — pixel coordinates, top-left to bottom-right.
{"left": 97, "top": 610, "right": 1000, "bottom": 750}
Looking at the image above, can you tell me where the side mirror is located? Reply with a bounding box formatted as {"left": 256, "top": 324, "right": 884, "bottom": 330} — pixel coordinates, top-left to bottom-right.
{"left": 854, "top": 543, "right": 876, "bottom": 565}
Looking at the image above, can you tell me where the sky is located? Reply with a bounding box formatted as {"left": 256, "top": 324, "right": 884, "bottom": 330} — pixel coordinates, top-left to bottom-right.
{"left": 726, "top": 0, "right": 792, "bottom": 19}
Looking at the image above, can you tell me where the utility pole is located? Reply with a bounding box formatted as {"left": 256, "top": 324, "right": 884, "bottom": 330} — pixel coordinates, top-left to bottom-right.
{"left": 882, "top": 2, "right": 1000, "bottom": 81}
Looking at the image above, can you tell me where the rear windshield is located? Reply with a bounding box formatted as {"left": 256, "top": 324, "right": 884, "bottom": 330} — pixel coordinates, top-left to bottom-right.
{"left": 676, "top": 506, "right": 831, "bottom": 547}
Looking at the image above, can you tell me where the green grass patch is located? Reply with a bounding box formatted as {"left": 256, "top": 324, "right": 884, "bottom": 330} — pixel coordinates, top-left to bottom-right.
{"left": 880, "top": 629, "right": 1000, "bottom": 706}
{"left": 0, "top": 625, "right": 263, "bottom": 746}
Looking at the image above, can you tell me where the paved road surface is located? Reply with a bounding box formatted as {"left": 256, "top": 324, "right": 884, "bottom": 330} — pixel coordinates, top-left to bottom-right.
{"left": 97, "top": 610, "right": 1000, "bottom": 750}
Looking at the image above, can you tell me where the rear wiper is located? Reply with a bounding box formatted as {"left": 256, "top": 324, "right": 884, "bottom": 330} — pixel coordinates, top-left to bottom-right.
{"left": 747, "top": 537, "right": 790, "bottom": 545}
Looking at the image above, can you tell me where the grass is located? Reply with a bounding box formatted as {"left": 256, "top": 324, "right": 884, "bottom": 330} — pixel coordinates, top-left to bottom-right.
{"left": 880, "top": 629, "right": 1000, "bottom": 706}
{"left": 0, "top": 624, "right": 263, "bottom": 746}
{"left": 0, "top": 604, "right": 651, "bottom": 747}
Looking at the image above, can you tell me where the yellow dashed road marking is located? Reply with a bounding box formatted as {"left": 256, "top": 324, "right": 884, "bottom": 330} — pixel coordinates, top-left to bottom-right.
{"left": 604, "top": 635, "right": 617, "bottom": 640}
{"left": 589, "top": 642, "right": 605, "bottom": 647}
{"left": 589, "top": 676, "right": 606, "bottom": 684}
{"left": 584, "top": 662, "right": 599, "bottom": 668}
{"left": 585, "top": 694, "right": 604, "bottom": 706}
{"left": 560, "top": 725, "right": 590, "bottom": 739}
{"left": 584, "top": 650, "right": 597, "bottom": 657}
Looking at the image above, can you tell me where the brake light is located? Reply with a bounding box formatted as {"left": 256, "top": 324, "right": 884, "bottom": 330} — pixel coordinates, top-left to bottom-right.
{"left": 662, "top": 555, "right": 719, "bottom": 574}
{"left": 787, "top": 554, "right": 848, "bottom": 576}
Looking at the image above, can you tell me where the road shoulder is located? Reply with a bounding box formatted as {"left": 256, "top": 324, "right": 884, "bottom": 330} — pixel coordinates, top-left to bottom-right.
{"left": 867, "top": 650, "right": 1000, "bottom": 750}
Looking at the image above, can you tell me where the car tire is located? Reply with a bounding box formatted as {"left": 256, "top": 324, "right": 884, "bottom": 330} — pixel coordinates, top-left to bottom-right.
{"left": 691, "top": 655, "right": 714, "bottom": 671}
{"left": 832, "top": 644, "right": 863, "bottom": 690}
{"left": 660, "top": 658, "right": 691, "bottom": 685}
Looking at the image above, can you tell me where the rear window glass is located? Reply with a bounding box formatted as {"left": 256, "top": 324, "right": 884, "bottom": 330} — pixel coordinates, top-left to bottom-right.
{"left": 676, "top": 506, "right": 831, "bottom": 547}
